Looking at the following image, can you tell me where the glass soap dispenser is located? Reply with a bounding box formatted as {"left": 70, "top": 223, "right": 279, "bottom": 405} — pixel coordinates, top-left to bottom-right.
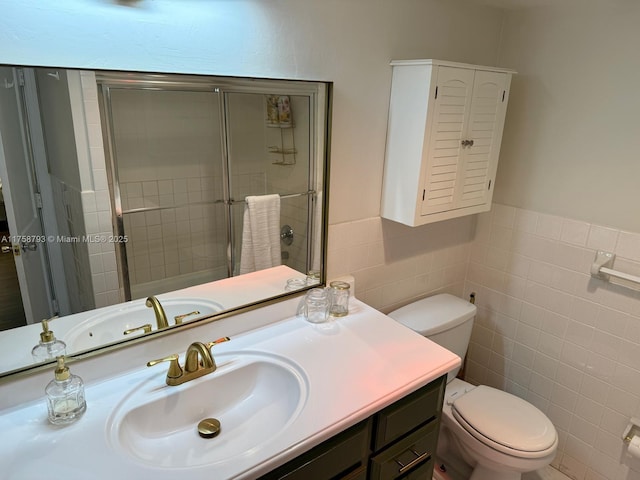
{"left": 46, "top": 356, "right": 86, "bottom": 425}
{"left": 32, "top": 319, "right": 66, "bottom": 362}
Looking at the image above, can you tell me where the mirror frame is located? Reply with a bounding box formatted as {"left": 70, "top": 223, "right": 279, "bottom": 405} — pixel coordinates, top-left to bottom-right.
{"left": 0, "top": 64, "right": 332, "bottom": 380}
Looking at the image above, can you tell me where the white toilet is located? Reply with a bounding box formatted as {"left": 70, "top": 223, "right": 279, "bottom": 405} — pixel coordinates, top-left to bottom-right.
{"left": 388, "top": 293, "right": 558, "bottom": 480}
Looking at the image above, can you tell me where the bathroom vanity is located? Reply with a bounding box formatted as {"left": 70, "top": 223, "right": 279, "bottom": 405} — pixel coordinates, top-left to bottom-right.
{"left": 0, "top": 296, "right": 459, "bottom": 479}
{"left": 262, "top": 376, "right": 446, "bottom": 479}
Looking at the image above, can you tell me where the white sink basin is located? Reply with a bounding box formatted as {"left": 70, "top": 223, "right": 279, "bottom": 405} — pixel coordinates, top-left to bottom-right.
{"left": 63, "top": 298, "right": 224, "bottom": 353}
{"left": 106, "top": 352, "right": 308, "bottom": 469}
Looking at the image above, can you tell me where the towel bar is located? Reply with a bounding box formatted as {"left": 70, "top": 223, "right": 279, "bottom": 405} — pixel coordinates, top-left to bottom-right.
{"left": 232, "top": 190, "right": 315, "bottom": 205}
{"left": 590, "top": 250, "right": 640, "bottom": 286}
{"left": 121, "top": 190, "right": 316, "bottom": 215}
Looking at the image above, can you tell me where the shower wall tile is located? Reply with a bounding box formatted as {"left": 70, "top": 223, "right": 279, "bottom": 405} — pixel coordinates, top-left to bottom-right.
{"left": 113, "top": 89, "right": 311, "bottom": 283}
{"left": 464, "top": 203, "right": 640, "bottom": 480}
{"left": 49, "top": 179, "right": 94, "bottom": 313}
{"left": 278, "top": 194, "right": 308, "bottom": 273}
{"left": 120, "top": 178, "right": 228, "bottom": 291}
{"left": 78, "top": 71, "right": 121, "bottom": 308}
{"left": 233, "top": 172, "right": 267, "bottom": 199}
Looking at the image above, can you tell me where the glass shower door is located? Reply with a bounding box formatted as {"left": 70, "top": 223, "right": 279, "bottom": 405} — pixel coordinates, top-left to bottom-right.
{"left": 103, "top": 87, "right": 228, "bottom": 301}
{"left": 224, "top": 91, "right": 313, "bottom": 276}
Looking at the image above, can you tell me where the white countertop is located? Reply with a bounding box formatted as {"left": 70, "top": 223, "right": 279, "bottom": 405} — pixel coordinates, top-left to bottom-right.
{"left": 2, "top": 265, "right": 308, "bottom": 373}
{"left": 0, "top": 299, "right": 459, "bottom": 479}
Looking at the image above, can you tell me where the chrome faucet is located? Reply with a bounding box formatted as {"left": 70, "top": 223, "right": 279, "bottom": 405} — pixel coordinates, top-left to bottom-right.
{"left": 145, "top": 296, "right": 169, "bottom": 329}
{"left": 147, "top": 337, "right": 230, "bottom": 386}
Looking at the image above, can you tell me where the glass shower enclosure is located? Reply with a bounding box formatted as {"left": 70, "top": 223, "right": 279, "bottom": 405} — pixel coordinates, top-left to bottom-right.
{"left": 97, "top": 73, "right": 323, "bottom": 301}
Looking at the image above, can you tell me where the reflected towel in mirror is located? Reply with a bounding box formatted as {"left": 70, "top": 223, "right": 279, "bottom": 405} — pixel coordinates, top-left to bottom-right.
{"left": 239, "top": 194, "right": 282, "bottom": 274}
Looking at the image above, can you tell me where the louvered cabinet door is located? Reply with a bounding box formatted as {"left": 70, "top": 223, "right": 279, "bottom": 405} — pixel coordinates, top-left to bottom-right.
{"left": 456, "top": 70, "right": 509, "bottom": 210}
{"left": 381, "top": 59, "right": 514, "bottom": 227}
{"left": 420, "top": 66, "right": 475, "bottom": 216}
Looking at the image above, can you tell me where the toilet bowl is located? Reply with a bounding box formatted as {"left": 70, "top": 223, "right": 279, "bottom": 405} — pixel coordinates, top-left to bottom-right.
{"left": 440, "top": 378, "right": 557, "bottom": 480}
{"left": 388, "top": 294, "right": 558, "bottom": 480}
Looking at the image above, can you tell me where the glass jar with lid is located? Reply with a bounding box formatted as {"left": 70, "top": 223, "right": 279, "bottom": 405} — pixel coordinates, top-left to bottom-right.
{"left": 329, "top": 281, "right": 350, "bottom": 317}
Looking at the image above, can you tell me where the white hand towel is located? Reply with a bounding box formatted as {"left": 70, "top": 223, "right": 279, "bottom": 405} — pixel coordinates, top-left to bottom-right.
{"left": 239, "top": 194, "right": 282, "bottom": 274}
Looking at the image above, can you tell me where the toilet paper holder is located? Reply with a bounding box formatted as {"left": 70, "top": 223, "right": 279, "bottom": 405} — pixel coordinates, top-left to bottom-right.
{"left": 623, "top": 418, "right": 640, "bottom": 443}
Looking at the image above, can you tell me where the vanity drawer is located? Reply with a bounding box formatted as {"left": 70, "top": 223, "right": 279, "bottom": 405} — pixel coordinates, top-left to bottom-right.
{"left": 341, "top": 464, "right": 367, "bottom": 480}
{"left": 261, "top": 419, "right": 371, "bottom": 480}
{"left": 372, "top": 375, "right": 445, "bottom": 451}
{"left": 403, "top": 456, "right": 434, "bottom": 479}
{"left": 369, "top": 420, "right": 437, "bottom": 480}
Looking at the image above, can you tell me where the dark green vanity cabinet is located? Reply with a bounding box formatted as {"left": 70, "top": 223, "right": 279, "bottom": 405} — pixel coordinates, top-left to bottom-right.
{"left": 259, "top": 419, "right": 372, "bottom": 480}
{"left": 369, "top": 374, "right": 445, "bottom": 479}
{"left": 260, "top": 375, "right": 446, "bottom": 480}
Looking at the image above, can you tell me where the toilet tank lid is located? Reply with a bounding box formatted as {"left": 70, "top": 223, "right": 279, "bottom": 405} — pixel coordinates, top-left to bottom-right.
{"left": 387, "top": 293, "right": 476, "bottom": 336}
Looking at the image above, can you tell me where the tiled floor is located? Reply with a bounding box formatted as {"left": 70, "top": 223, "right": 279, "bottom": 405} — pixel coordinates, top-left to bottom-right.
{"left": 523, "top": 466, "right": 572, "bottom": 480}
{"left": 433, "top": 465, "right": 572, "bottom": 480}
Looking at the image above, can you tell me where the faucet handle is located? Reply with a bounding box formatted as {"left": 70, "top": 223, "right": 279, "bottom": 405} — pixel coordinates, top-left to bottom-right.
{"left": 174, "top": 310, "right": 201, "bottom": 325}
{"left": 147, "top": 354, "right": 183, "bottom": 379}
{"left": 206, "top": 337, "right": 230, "bottom": 349}
{"left": 124, "top": 324, "right": 152, "bottom": 335}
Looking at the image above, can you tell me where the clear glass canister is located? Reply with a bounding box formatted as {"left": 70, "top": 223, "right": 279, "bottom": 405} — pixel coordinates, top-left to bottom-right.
{"left": 329, "top": 281, "right": 350, "bottom": 317}
{"left": 304, "top": 288, "right": 330, "bottom": 323}
{"left": 285, "top": 277, "right": 307, "bottom": 292}
{"left": 306, "top": 270, "right": 321, "bottom": 286}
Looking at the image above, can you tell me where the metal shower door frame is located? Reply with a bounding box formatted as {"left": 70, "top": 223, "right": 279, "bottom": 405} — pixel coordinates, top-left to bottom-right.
{"left": 97, "top": 72, "right": 323, "bottom": 300}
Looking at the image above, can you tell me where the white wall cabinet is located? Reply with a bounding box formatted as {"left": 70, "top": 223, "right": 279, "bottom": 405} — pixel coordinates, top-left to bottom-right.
{"left": 381, "top": 60, "right": 515, "bottom": 226}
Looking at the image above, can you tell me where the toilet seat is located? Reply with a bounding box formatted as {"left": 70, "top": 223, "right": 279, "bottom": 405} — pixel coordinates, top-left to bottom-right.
{"left": 451, "top": 385, "right": 557, "bottom": 458}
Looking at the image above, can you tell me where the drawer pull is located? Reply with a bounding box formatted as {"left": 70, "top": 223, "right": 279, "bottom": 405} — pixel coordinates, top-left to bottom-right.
{"left": 394, "top": 448, "right": 431, "bottom": 474}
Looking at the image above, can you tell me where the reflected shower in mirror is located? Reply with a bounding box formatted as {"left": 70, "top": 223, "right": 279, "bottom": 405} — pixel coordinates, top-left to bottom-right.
{"left": 0, "top": 66, "right": 330, "bottom": 376}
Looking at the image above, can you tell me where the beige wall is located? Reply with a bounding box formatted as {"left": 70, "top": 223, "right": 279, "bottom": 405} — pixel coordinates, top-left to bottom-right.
{"left": 16, "top": 3, "right": 640, "bottom": 480}
{"left": 464, "top": 4, "right": 640, "bottom": 479}
{"left": 494, "top": 1, "right": 640, "bottom": 233}
{"left": 0, "top": 0, "right": 505, "bottom": 226}
{"left": 0, "top": 0, "right": 507, "bottom": 311}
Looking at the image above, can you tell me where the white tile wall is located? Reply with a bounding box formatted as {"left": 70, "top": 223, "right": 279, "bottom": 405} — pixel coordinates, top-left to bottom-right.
{"left": 464, "top": 203, "right": 640, "bottom": 480}
{"left": 120, "top": 177, "right": 227, "bottom": 287}
{"left": 326, "top": 215, "right": 475, "bottom": 313}
{"left": 120, "top": 171, "right": 310, "bottom": 289}
{"left": 78, "top": 71, "right": 121, "bottom": 308}
{"left": 49, "top": 179, "right": 94, "bottom": 313}
{"left": 279, "top": 195, "right": 308, "bottom": 273}
{"left": 329, "top": 205, "right": 640, "bottom": 480}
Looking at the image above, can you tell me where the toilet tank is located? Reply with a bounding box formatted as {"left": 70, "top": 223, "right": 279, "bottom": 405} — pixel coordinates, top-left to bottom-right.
{"left": 388, "top": 293, "right": 476, "bottom": 382}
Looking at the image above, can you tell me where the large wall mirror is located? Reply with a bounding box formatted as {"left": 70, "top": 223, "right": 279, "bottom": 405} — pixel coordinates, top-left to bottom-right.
{"left": 0, "top": 65, "right": 330, "bottom": 377}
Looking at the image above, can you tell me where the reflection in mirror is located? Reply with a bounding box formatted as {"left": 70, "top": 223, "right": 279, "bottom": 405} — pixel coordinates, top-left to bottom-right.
{"left": 0, "top": 66, "right": 330, "bottom": 377}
